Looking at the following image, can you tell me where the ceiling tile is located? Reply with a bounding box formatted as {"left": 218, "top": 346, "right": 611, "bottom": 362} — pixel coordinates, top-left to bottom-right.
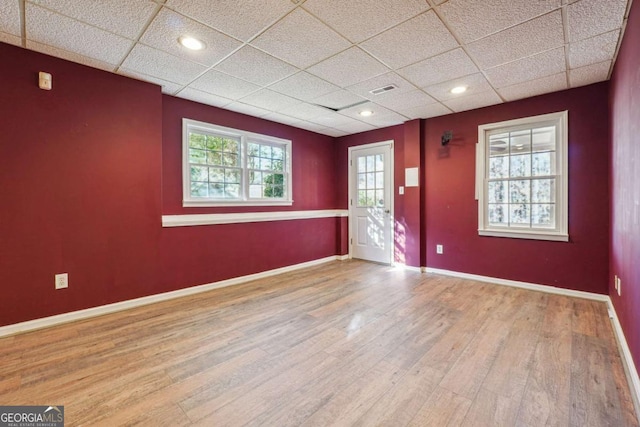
{"left": 332, "top": 121, "right": 377, "bottom": 134}
{"left": 26, "top": 40, "right": 117, "bottom": 72}
{"left": 30, "top": 0, "right": 157, "bottom": 39}
{"left": 398, "top": 48, "right": 479, "bottom": 88}
{"left": 26, "top": 3, "right": 133, "bottom": 65}
{"left": 312, "top": 90, "right": 367, "bottom": 110}
{"left": 567, "top": 0, "right": 627, "bottom": 42}
{"left": 164, "top": 0, "right": 295, "bottom": 42}
{"left": 189, "top": 69, "right": 260, "bottom": 100}
{"left": 373, "top": 89, "right": 437, "bottom": 111}
{"left": 569, "top": 61, "right": 611, "bottom": 88}
{"left": 318, "top": 128, "right": 348, "bottom": 138}
{"left": 396, "top": 103, "right": 453, "bottom": 120}
{"left": 0, "top": 0, "right": 21, "bottom": 36}
{"left": 308, "top": 113, "right": 362, "bottom": 128}
{"left": 268, "top": 72, "right": 340, "bottom": 102}
{"left": 140, "top": 9, "right": 242, "bottom": 67}
{"left": 443, "top": 90, "right": 503, "bottom": 112}
{"left": 360, "top": 11, "right": 458, "bottom": 69}
{"left": 120, "top": 44, "right": 207, "bottom": 85}
{"left": 437, "top": 0, "right": 561, "bottom": 43}
{"left": 175, "top": 87, "right": 233, "bottom": 108}
{"left": 239, "top": 89, "right": 301, "bottom": 111}
{"left": 347, "top": 72, "right": 417, "bottom": 101}
{"left": 224, "top": 102, "right": 272, "bottom": 118}
{"left": 294, "top": 121, "right": 334, "bottom": 135}
{"left": 251, "top": 8, "right": 350, "bottom": 68}
{"left": 277, "top": 103, "right": 329, "bottom": 121}
{"left": 0, "top": 32, "right": 22, "bottom": 47}
{"left": 303, "top": 0, "right": 429, "bottom": 43}
{"left": 339, "top": 103, "right": 407, "bottom": 127}
{"left": 466, "top": 11, "right": 564, "bottom": 69}
{"left": 484, "top": 47, "right": 566, "bottom": 88}
{"left": 307, "top": 47, "right": 389, "bottom": 87}
{"left": 119, "top": 68, "right": 184, "bottom": 94}
{"left": 498, "top": 72, "right": 568, "bottom": 101}
{"left": 214, "top": 46, "right": 297, "bottom": 86}
{"left": 424, "top": 73, "right": 493, "bottom": 102}
{"left": 569, "top": 30, "right": 619, "bottom": 68}
{"left": 261, "top": 112, "right": 305, "bottom": 127}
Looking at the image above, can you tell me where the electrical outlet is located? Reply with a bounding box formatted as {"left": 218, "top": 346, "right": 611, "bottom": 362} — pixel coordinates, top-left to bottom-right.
{"left": 55, "top": 273, "right": 68, "bottom": 289}
{"left": 436, "top": 244, "right": 443, "bottom": 254}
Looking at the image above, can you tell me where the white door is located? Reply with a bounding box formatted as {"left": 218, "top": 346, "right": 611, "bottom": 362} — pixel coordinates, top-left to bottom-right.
{"left": 349, "top": 142, "right": 393, "bottom": 264}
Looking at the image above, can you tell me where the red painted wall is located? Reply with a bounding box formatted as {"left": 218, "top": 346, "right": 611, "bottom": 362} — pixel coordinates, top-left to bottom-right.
{"left": 610, "top": 0, "right": 640, "bottom": 372}
{"left": 0, "top": 43, "right": 341, "bottom": 327}
{"left": 0, "top": 43, "right": 163, "bottom": 325}
{"left": 424, "top": 84, "right": 610, "bottom": 293}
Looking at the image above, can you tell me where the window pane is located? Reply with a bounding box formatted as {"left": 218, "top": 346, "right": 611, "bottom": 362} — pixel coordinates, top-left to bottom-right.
{"left": 489, "top": 156, "right": 509, "bottom": 179}
{"left": 375, "top": 172, "right": 384, "bottom": 189}
{"left": 224, "top": 138, "right": 239, "bottom": 152}
{"left": 208, "top": 167, "right": 224, "bottom": 183}
{"left": 375, "top": 154, "right": 384, "bottom": 171}
{"left": 225, "top": 184, "right": 240, "bottom": 198}
{"left": 272, "top": 146, "right": 284, "bottom": 160}
{"left": 509, "top": 180, "right": 530, "bottom": 203}
{"left": 488, "top": 181, "right": 506, "bottom": 203}
{"left": 489, "top": 133, "right": 509, "bottom": 156}
{"left": 375, "top": 189, "right": 384, "bottom": 207}
{"left": 260, "top": 145, "right": 271, "bottom": 158}
{"left": 223, "top": 153, "right": 238, "bottom": 166}
{"left": 248, "top": 143, "right": 259, "bottom": 156}
{"left": 191, "top": 182, "right": 208, "bottom": 197}
{"left": 367, "top": 190, "right": 375, "bottom": 206}
{"left": 358, "top": 173, "right": 366, "bottom": 190}
{"left": 225, "top": 170, "right": 240, "bottom": 184}
{"left": 207, "top": 151, "right": 223, "bottom": 166}
{"left": 510, "top": 130, "right": 531, "bottom": 154}
{"left": 510, "top": 154, "right": 531, "bottom": 177}
{"left": 532, "top": 152, "right": 555, "bottom": 176}
{"left": 248, "top": 156, "right": 258, "bottom": 169}
{"left": 208, "top": 183, "right": 223, "bottom": 198}
{"left": 366, "top": 172, "right": 375, "bottom": 188}
{"left": 532, "top": 126, "right": 555, "bottom": 152}
{"left": 358, "top": 190, "right": 367, "bottom": 206}
{"left": 189, "top": 148, "right": 206, "bottom": 164}
{"left": 509, "top": 204, "right": 530, "bottom": 225}
{"left": 366, "top": 155, "right": 374, "bottom": 172}
{"left": 190, "top": 166, "right": 208, "bottom": 182}
{"left": 261, "top": 158, "right": 272, "bottom": 171}
{"left": 358, "top": 157, "right": 366, "bottom": 173}
{"left": 189, "top": 133, "right": 206, "bottom": 149}
{"left": 532, "top": 204, "right": 555, "bottom": 226}
{"left": 265, "top": 174, "right": 284, "bottom": 198}
{"left": 251, "top": 171, "right": 263, "bottom": 184}
{"left": 249, "top": 185, "right": 263, "bottom": 198}
{"left": 532, "top": 178, "right": 555, "bottom": 203}
{"left": 488, "top": 204, "right": 508, "bottom": 225}
{"left": 272, "top": 160, "right": 283, "bottom": 171}
{"left": 205, "top": 136, "right": 225, "bottom": 151}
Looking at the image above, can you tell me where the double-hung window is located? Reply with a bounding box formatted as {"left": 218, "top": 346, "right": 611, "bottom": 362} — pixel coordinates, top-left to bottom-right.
{"left": 476, "top": 111, "right": 568, "bottom": 241}
{"left": 183, "top": 119, "right": 292, "bottom": 207}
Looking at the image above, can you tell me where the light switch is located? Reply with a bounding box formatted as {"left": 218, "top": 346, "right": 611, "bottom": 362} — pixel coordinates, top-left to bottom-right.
{"left": 39, "top": 72, "right": 52, "bottom": 90}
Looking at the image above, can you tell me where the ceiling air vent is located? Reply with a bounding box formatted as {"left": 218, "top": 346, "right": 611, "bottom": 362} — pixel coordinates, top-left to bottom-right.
{"left": 369, "top": 84, "right": 398, "bottom": 96}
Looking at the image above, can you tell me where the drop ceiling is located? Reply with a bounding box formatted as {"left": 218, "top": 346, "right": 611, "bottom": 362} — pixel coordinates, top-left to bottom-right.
{"left": 0, "top": 0, "right": 633, "bottom": 137}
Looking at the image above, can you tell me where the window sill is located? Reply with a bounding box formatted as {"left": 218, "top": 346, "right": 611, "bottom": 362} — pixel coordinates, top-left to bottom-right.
{"left": 183, "top": 200, "right": 294, "bottom": 208}
{"left": 479, "top": 229, "right": 569, "bottom": 242}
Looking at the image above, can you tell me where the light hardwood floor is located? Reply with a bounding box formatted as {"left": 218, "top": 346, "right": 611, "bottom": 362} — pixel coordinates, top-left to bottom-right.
{"left": 1, "top": 260, "right": 637, "bottom": 426}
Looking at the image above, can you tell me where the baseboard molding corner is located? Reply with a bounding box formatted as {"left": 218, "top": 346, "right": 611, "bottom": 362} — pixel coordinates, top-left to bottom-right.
{"left": 423, "top": 267, "right": 609, "bottom": 302}
{"left": 607, "top": 299, "right": 640, "bottom": 420}
{"left": 0, "top": 255, "right": 343, "bottom": 338}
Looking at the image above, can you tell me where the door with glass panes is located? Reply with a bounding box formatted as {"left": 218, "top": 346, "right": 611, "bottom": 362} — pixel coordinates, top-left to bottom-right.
{"left": 349, "top": 142, "right": 393, "bottom": 264}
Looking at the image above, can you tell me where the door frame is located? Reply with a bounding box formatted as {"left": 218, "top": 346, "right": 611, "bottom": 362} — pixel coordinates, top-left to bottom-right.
{"left": 348, "top": 140, "right": 395, "bottom": 264}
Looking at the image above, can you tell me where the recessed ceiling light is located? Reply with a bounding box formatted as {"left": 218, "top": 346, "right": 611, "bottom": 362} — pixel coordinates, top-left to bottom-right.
{"left": 179, "top": 36, "right": 205, "bottom": 51}
{"left": 359, "top": 110, "right": 373, "bottom": 117}
{"left": 450, "top": 86, "right": 467, "bottom": 94}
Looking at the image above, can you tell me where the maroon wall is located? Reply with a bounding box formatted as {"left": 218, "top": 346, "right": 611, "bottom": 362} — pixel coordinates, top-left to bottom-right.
{"left": 0, "top": 43, "right": 341, "bottom": 327}
{"left": 610, "top": 0, "right": 640, "bottom": 372}
{"left": 0, "top": 43, "right": 163, "bottom": 325}
{"left": 424, "top": 84, "right": 610, "bottom": 293}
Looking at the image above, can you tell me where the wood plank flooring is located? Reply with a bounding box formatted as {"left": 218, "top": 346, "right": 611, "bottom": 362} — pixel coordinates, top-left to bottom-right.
{"left": 1, "top": 260, "right": 637, "bottom": 426}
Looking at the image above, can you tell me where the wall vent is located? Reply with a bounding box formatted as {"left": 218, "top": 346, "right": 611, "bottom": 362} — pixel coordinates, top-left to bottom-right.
{"left": 369, "top": 84, "right": 398, "bottom": 95}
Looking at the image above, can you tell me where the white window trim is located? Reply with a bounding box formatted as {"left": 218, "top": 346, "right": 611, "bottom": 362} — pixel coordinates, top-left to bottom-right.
{"left": 182, "top": 118, "right": 293, "bottom": 207}
{"left": 476, "top": 111, "right": 569, "bottom": 242}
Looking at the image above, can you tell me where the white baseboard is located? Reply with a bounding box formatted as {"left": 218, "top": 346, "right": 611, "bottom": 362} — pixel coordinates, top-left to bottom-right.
{"left": 607, "top": 300, "right": 640, "bottom": 419}
{"left": 393, "top": 263, "right": 422, "bottom": 273}
{"left": 0, "top": 255, "right": 344, "bottom": 338}
{"left": 424, "top": 266, "right": 640, "bottom": 419}
{"left": 424, "top": 267, "right": 609, "bottom": 301}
